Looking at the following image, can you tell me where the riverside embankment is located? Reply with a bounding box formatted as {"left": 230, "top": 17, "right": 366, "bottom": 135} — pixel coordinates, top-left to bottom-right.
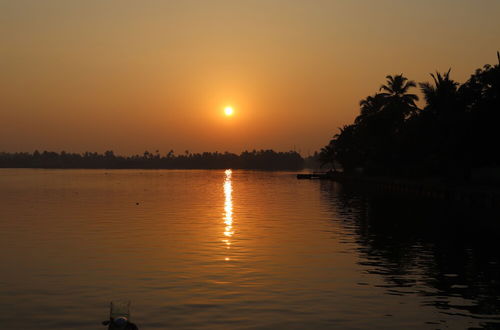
{"left": 298, "top": 171, "right": 500, "bottom": 208}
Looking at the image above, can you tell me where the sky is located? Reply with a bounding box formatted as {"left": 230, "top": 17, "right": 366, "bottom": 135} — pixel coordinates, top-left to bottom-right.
{"left": 1, "top": 0, "right": 499, "bottom": 155}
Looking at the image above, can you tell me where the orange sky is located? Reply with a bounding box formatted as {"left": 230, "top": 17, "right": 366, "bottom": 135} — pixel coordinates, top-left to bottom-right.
{"left": 1, "top": 0, "right": 499, "bottom": 155}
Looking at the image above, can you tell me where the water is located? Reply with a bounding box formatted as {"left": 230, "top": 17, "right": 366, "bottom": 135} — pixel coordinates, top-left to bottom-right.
{"left": 0, "top": 169, "right": 499, "bottom": 329}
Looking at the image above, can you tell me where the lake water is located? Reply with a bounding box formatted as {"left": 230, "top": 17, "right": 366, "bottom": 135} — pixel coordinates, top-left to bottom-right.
{"left": 0, "top": 169, "right": 499, "bottom": 329}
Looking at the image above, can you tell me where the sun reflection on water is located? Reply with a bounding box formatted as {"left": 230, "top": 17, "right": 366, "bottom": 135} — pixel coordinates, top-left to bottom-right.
{"left": 223, "top": 169, "right": 233, "bottom": 258}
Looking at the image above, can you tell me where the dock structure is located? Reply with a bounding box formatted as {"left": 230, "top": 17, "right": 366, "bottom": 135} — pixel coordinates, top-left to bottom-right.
{"left": 297, "top": 172, "right": 332, "bottom": 180}
{"left": 297, "top": 171, "right": 500, "bottom": 208}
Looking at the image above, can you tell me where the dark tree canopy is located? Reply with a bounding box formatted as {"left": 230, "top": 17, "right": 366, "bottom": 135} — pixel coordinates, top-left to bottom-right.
{"left": 322, "top": 53, "right": 500, "bottom": 179}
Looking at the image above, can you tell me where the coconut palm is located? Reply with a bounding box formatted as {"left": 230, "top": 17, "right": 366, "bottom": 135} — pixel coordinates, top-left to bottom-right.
{"left": 330, "top": 125, "right": 362, "bottom": 172}
{"left": 355, "top": 93, "right": 386, "bottom": 124}
{"left": 419, "top": 69, "right": 459, "bottom": 116}
{"left": 318, "top": 143, "right": 336, "bottom": 170}
{"left": 379, "top": 74, "right": 419, "bottom": 119}
{"left": 380, "top": 74, "right": 418, "bottom": 103}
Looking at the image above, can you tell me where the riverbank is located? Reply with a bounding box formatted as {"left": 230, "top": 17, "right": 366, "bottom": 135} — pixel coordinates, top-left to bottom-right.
{"left": 298, "top": 171, "right": 500, "bottom": 208}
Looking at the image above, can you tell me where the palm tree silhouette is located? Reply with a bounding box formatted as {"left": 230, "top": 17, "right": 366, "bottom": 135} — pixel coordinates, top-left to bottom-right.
{"left": 380, "top": 74, "right": 418, "bottom": 102}
{"left": 379, "top": 74, "right": 419, "bottom": 119}
{"left": 355, "top": 93, "right": 386, "bottom": 124}
{"left": 318, "top": 52, "right": 500, "bottom": 177}
{"left": 319, "top": 144, "right": 336, "bottom": 170}
{"left": 419, "top": 69, "right": 459, "bottom": 117}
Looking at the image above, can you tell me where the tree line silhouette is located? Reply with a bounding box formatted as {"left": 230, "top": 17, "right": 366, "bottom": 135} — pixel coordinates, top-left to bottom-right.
{"left": 0, "top": 149, "right": 304, "bottom": 170}
{"left": 319, "top": 53, "right": 500, "bottom": 179}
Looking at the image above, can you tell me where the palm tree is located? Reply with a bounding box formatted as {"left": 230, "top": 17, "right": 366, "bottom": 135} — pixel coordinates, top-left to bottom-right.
{"left": 380, "top": 74, "right": 418, "bottom": 102}
{"left": 419, "top": 69, "right": 459, "bottom": 116}
{"left": 355, "top": 93, "right": 386, "bottom": 124}
{"left": 318, "top": 143, "right": 336, "bottom": 170}
{"left": 379, "top": 74, "right": 419, "bottom": 119}
{"left": 329, "top": 125, "right": 362, "bottom": 172}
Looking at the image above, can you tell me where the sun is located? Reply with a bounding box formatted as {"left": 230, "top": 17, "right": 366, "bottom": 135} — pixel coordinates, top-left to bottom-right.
{"left": 224, "top": 106, "right": 234, "bottom": 116}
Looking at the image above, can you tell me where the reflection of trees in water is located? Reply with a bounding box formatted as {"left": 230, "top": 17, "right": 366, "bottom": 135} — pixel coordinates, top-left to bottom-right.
{"left": 319, "top": 181, "right": 500, "bottom": 326}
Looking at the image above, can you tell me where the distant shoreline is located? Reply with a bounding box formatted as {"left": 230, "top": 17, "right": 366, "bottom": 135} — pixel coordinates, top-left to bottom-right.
{"left": 0, "top": 166, "right": 304, "bottom": 171}
{"left": 0, "top": 149, "right": 307, "bottom": 171}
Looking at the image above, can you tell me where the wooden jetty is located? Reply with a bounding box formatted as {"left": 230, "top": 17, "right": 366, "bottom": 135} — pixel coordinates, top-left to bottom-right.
{"left": 297, "top": 172, "right": 332, "bottom": 180}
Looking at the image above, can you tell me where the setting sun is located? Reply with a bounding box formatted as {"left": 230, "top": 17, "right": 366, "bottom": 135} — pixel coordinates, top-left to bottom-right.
{"left": 224, "top": 106, "right": 234, "bottom": 116}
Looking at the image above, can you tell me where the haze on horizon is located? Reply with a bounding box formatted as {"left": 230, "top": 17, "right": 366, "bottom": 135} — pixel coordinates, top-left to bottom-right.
{"left": 1, "top": 0, "right": 499, "bottom": 156}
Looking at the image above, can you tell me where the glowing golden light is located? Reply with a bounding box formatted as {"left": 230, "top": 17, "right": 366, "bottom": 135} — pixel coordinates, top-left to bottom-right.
{"left": 223, "top": 169, "right": 233, "bottom": 238}
{"left": 224, "top": 106, "right": 234, "bottom": 116}
{"left": 223, "top": 169, "right": 234, "bottom": 261}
